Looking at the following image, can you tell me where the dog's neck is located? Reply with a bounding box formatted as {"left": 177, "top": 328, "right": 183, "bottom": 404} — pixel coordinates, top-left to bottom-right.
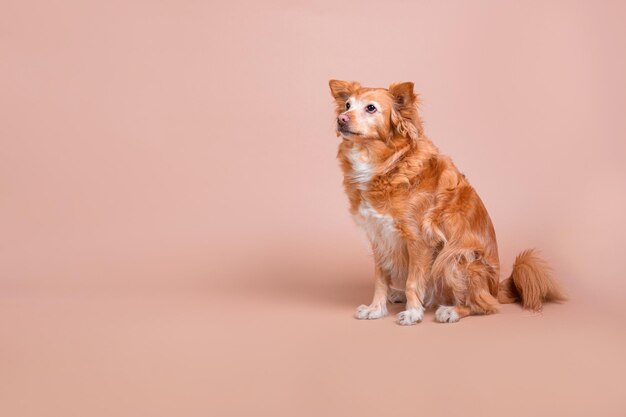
{"left": 338, "top": 134, "right": 439, "bottom": 187}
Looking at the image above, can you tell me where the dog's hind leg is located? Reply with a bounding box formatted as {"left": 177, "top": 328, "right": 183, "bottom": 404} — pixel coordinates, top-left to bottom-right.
{"left": 435, "top": 305, "right": 471, "bottom": 323}
{"left": 435, "top": 250, "right": 499, "bottom": 323}
{"left": 387, "top": 288, "right": 406, "bottom": 303}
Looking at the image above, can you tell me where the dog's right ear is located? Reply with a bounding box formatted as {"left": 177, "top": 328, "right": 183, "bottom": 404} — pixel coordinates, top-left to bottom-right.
{"left": 328, "top": 80, "right": 361, "bottom": 101}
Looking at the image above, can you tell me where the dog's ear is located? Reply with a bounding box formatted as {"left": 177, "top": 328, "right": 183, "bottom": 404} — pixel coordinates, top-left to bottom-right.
{"left": 329, "top": 80, "right": 361, "bottom": 101}
{"left": 389, "top": 82, "right": 416, "bottom": 108}
{"left": 388, "top": 82, "right": 423, "bottom": 140}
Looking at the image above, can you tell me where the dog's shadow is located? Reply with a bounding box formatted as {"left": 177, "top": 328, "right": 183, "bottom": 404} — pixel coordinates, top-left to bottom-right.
{"left": 223, "top": 256, "right": 373, "bottom": 310}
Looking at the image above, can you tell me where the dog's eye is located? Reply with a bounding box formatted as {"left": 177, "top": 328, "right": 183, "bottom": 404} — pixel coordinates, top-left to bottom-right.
{"left": 366, "top": 104, "right": 377, "bottom": 113}
{"left": 346, "top": 102, "right": 351, "bottom": 110}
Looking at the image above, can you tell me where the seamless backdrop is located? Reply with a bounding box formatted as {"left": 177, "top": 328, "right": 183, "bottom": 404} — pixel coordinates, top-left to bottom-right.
{"left": 1, "top": 1, "right": 626, "bottom": 416}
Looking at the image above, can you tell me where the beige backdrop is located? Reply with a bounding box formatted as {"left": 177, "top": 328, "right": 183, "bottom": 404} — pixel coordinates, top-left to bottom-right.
{"left": 1, "top": 1, "right": 626, "bottom": 416}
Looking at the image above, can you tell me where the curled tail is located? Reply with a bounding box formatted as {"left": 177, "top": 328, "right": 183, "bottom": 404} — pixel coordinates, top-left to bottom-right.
{"left": 498, "top": 249, "right": 566, "bottom": 311}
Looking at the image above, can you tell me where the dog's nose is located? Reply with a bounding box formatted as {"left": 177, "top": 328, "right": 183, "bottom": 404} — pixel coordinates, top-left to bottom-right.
{"left": 338, "top": 113, "right": 350, "bottom": 125}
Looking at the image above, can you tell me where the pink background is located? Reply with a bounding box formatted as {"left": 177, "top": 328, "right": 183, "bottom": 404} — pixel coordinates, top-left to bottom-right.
{"left": 1, "top": 1, "right": 625, "bottom": 416}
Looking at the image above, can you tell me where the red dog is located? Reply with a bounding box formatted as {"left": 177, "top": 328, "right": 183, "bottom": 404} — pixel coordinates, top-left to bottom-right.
{"left": 329, "top": 80, "right": 565, "bottom": 324}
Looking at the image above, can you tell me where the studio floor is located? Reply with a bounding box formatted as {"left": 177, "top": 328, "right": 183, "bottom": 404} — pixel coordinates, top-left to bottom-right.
{"left": 2, "top": 277, "right": 625, "bottom": 417}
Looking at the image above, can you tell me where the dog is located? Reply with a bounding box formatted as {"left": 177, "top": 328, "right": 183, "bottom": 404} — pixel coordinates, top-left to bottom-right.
{"left": 329, "top": 80, "right": 565, "bottom": 324}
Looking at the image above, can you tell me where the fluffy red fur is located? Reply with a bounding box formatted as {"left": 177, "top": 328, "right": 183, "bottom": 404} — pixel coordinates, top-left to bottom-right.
{"left": 329, "top": 80, "right": 566, "bottom": 324}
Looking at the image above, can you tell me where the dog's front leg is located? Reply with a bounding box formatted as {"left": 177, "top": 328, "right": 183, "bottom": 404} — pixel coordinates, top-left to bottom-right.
{"left": 355, "top": 264, "right": 389, "bottom": 320}
{"left": 397, "top": 241, "right": 429, "bottom": 325}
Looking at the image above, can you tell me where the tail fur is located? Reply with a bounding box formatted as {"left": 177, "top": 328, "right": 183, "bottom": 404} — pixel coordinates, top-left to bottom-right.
{"left": 497, "top": 249, "right": 566, "bottom": 311}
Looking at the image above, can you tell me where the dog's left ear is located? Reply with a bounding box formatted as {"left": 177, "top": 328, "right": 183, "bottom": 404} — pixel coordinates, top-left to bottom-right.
{"left": 389, "top": 82, "right": 416, "bottom": 108}
{"left": 388, "top": 82, "right": 423, "bottom": 140}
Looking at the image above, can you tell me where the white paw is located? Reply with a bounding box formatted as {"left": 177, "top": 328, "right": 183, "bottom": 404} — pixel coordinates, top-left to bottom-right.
{"left": 387, "top": 290, "right": 406, "bottom": 304}
{"left": 435, "top": 306, "right": 460, "bottom": 323}
{"left": 355, "top": 304, "right": 388, "bottom": 320}
{"left": 397, "top": 307, "right": 424, "bottom": 325}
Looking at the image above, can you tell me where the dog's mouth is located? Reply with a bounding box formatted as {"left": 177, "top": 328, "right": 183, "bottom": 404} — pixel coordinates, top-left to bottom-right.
{"left": 338, "top": 126, "right": 362, "bottom": 137}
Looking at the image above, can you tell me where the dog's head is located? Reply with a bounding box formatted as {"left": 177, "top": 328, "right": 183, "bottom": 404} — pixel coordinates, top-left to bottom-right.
{"left": 328, "top": 80, "right": 423, "bottom": 143}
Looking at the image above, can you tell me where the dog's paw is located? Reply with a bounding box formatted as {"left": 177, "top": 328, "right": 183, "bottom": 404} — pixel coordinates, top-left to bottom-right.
{"left": 355, "top": 304, "right": 388, "bottom": 320}
{"left": 435, "top": 306, "right": 460, "bottom": 323}
{"left": 397, "top": 307, "right": 424, "bottom": 326}
{"left": 387, "top": 290, "right": 406, "bottom": 304}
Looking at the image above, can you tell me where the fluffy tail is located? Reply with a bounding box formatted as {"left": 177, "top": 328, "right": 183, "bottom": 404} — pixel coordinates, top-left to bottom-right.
{"left": 497, "top": 249, "right": 566, "bottom": 311}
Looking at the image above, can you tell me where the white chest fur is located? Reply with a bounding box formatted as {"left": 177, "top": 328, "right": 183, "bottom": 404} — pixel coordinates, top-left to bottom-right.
{"left": 352, "top": 201, "right": 407, "bottom": 284}
{"left": 347, "top": 145, "right": 407, "bottom": 284}
{"left": 347, "top": 146, "right": 373, "bottom": 190}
